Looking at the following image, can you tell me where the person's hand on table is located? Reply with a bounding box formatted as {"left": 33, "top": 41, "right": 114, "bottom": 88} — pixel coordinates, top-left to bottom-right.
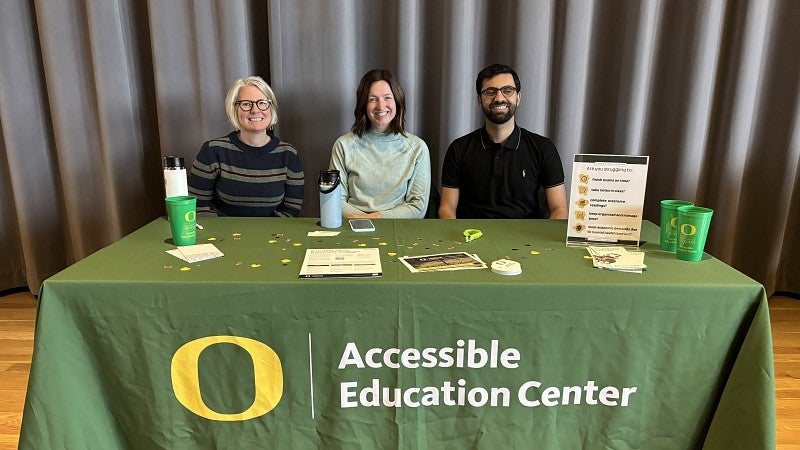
{"left": 347, "top": 212, "right": 382, "bottom": 219}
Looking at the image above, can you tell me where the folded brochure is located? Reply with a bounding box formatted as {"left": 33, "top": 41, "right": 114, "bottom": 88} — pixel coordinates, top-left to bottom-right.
{"left": 586, "top": 246, "right": 646, "bottom": 273}
{"left": 399, "top": 252, "right": 487, "bottom": 273}
{"left": 166, "top": 243, "right": 224, "bottom": 263}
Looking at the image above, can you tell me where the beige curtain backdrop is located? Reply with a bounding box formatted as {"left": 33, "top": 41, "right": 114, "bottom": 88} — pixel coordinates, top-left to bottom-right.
{"left": 1, "top": 0, "right": 798, "bottom": 295}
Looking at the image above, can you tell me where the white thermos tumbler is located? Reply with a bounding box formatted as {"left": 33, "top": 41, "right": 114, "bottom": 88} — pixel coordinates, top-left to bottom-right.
{"left": 319, "top": 170, "right": 342, "bottom": 228}
{"left": 163, "top": 156, "right": 188, "bottom": 198}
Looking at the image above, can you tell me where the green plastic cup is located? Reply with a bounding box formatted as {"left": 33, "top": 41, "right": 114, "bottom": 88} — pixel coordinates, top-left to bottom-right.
{"left": 675, "top": 205, "right": 713, "bottom": 261}
{"left": 660, "top": 200, "right": 694, "bottom": 251}
{"left": 165, "top": 196, "right": 197, "bottom": 246}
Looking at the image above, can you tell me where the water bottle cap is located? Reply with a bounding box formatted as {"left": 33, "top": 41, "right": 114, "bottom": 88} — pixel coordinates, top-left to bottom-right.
{"left": 318, "top": 169, "right": 339, "bottom": 184}
{"left": 163, "top": 156, "right": 185, "bottom": 169}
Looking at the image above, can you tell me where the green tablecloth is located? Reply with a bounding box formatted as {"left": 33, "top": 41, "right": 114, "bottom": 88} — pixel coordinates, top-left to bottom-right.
{"left": 20, "top": 218, "right": 775, "bottom": 449}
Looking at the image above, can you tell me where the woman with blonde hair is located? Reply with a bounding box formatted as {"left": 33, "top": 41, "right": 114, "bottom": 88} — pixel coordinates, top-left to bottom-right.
{"left": 189, "top": 76, "right": 304, "bottom": 216}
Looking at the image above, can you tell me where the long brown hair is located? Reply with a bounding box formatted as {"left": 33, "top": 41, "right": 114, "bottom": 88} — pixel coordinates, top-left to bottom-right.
{"left": 351, "top": 69, "right": 407, "bottom": 137}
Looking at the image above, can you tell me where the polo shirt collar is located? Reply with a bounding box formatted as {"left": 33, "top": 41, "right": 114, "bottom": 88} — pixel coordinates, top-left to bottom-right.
{"left": 480, "top": 124, "right": 521, "bottom": 150}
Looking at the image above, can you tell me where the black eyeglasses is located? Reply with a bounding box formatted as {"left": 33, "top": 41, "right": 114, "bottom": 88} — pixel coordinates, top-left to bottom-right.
{"left": 480, "top": 86, "right": 518, "bottom": 99}
{"left": 235, "top": 100, "right": 271, "bottom": 111}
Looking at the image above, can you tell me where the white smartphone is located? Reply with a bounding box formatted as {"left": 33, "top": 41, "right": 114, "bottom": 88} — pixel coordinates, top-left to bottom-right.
{"left": 349, "top": 219, "right": 375, "bottom": 232}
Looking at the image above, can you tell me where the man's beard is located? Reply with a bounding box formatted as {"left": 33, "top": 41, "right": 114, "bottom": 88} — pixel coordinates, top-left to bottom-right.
{"left": 482, "top": 100, "right": 517, "bottom": 124}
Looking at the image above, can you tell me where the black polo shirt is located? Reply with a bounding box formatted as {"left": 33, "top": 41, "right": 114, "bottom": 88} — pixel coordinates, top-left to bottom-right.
{"left": 441, "top": 125, "right": 565, "bottom": 219}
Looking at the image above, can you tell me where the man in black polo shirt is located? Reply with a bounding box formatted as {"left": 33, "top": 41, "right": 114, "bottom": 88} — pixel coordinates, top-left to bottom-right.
{"left": 439, "top": 64, "right": 568, "bottom": 219}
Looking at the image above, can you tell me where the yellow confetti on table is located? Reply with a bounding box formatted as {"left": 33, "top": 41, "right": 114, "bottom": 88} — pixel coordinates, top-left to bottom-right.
{"left": 293, "top": 242, "right": 302, "bottom": 247}
{"left": 358, "top": 243, "right": 367, "bottom": 247}
{"left": 232, "top": 233, "right": 242, "bottom": 237}
{"left": 281, "top": 259, "right": 291, "bottom": 264}
{"left": 179, "top": 266, "right": 191, "bottom": 271}
{"left": 251, "top": 263, "right": 262, "bottom": 268}
{"left": 388, "top": 252, "right": 397, "bottom": 257}
{"left": 268, "top": 239, "right": 278, "bottom": 244}
{"left": 530, "top": 251, "right": 540, "bottom": 255}
{"left": 207, "top": 237, "right": 217, "bottom": 241}
{"left": 378, "top": 242, "right": 387, "bottom": 246}
{"left": 583, "top": 255, "right": 592, "bottom": 259}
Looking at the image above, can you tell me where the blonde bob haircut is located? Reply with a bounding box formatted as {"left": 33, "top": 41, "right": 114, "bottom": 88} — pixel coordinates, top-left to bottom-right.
{"left": 225, "top": 76, "right": 279, "bottom": 130}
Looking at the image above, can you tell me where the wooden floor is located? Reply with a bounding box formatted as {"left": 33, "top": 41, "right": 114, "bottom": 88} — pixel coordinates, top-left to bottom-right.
{"left": 0, "top": 291, "right": 35, "bottom": 450}
{"left": 773, "top": 295, "right": 800, "bottom": 448}
{"left": 1, "top": 291, "right": 799, "bottom": 449}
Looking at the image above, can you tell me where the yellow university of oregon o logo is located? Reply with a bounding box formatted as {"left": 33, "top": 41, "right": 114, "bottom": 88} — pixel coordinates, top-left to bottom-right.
{"left": 680, "top": 224, "right": 697, "bottom": 236}
{"left": 184, "top": 210, "right": 196, "bottom": 223}
{"left": 171, "top": 336, "right": 283, "bottom": 421}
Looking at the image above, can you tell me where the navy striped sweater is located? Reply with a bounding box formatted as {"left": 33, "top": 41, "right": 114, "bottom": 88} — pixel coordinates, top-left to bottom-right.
{"left": 188, "top": 131, "right": 304, "bottom": 217}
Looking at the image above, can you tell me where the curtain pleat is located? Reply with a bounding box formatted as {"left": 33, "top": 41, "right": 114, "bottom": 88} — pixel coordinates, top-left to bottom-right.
{"left": 0, "top": 0, "right": 68, "bottom": 290}
{"left": 0, "top": 0, "right": 797, "bottom": 295}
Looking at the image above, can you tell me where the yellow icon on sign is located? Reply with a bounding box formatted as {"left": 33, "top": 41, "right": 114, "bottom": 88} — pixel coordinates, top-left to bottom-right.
{"left": 579, "top": 174, "right": 590, "bottom": 184}
{"left": 576, "top": 198, "right": 588, "bottom": 208}
{"left": 578, "top": 185, "right": 588, "bottom": 195}
{"left": 575, "top": 211, "right": 586, "bottom": 221}
{"left": 574, "top": 223, "right": 586, "bottom": 233}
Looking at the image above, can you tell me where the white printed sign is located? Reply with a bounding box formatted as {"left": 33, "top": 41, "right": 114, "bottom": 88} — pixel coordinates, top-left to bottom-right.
{"left": 566, "top": 154, "right": 649, "bottom": 246}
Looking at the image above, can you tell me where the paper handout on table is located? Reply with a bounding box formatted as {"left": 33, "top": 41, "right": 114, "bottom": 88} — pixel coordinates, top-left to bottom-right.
{"left": 307, "top": 230, "right": 341, "bottom": 236}
{"left": 166, "top": 243, "right": 224, "bottom": 263}
{"left": 299, "top": 248, "right": 382, "bottom": 278}
{"left": 399, "top": 252, "right": 487, "bottom": 273}
{"left": 587, "top": 246, "right": 647, "bottom": 273}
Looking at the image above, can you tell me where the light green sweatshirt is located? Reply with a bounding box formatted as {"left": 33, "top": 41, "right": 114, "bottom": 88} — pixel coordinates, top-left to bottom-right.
{"left": 330, "top": 130, "right": 431, "bottom": 219}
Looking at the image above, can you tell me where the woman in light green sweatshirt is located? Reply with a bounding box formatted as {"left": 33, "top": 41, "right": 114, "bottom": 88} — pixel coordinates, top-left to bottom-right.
{"left": 330, "top": 69, "right": 431, "bottom": 219}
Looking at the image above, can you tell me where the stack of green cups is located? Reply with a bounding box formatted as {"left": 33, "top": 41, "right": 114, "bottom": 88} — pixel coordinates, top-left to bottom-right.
{"left": 675, "top": 205, "right": 714, "bottom": 261}
{"left": 659, "top": 200, "right": 693, "bottom": 251}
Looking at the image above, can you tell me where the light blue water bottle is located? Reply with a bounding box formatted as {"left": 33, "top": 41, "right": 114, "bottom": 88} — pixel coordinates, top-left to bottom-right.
{"left": 319, "top": 170, "right": 342, "bottom": 228}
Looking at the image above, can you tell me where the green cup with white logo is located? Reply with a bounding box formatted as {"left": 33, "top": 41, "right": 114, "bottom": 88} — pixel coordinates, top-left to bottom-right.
{"left": 675, "top": 205, "right": 713, "bottom": 261}
{"left": 165, "top": 196, "right": 197, "bottom": 246}
{"left": 659, "top": 200, "right": 694, "bottom": 251}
